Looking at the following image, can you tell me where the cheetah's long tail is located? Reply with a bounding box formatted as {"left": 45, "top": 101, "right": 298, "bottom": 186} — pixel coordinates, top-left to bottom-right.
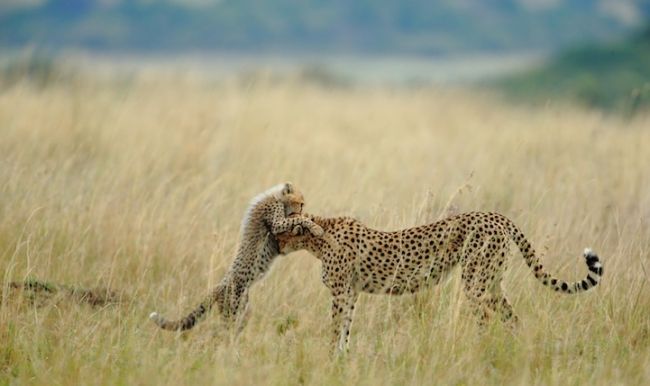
{"left": 505, "top": 217, "right": 603, "bottom": 294}
{"left": 149, "top": 288, "right": 219, "bottom": 331}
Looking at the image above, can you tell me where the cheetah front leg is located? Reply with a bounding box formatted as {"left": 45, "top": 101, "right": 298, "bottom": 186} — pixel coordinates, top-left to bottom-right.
{"left": 270, "top": 206, "right": 324, "bottom": 237}
{"left": 330, "top": 287, "right": 358, "bottom": 354}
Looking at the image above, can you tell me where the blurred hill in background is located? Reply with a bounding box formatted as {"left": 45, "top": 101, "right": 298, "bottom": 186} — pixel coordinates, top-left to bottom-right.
{"left": 498, "top": 24, "right": 650, "bottom": 113}
{"left": 2, "top": 0, "right": 649, "bottom": 114}
{"left": 1, "top": 0, "right": 649, "bottom": 55}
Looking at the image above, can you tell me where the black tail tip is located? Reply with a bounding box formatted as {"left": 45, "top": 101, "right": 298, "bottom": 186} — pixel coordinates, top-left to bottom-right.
{"left": 583, "top": 248, "right": 599, "bottom": 263}
{"left": 583, "top": 248, "right": 603, "bottom": 276}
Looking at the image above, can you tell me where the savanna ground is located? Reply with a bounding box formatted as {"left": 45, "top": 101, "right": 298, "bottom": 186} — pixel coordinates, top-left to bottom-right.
{"left": 1, "top": 69, "right": 649, "bottom": 385}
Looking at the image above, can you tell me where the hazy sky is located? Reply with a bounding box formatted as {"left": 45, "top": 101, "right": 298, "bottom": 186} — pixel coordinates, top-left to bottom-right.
{"left": 0, "top": 0, "right": 643, "bottom": 24}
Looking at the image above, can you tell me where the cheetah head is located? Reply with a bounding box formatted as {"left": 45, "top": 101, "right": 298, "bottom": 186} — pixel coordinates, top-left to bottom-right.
{"left": 278, "top": 182, "right": 305, "bottom": 217}
{"left": 277, "top": 231, "right": 309, "bottom": 254}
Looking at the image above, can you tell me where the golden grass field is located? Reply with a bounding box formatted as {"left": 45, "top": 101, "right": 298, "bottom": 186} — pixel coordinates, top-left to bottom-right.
{"left": 1, "top": 70, "right": 649, "bottom": 385}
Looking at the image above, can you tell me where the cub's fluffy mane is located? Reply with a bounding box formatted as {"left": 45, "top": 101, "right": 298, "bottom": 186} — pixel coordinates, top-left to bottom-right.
{"left": 240, "top": 183, "right": 287, "bottom": 233}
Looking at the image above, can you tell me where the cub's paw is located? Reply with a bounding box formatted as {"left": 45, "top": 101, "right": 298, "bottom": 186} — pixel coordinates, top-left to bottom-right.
{"left": 310, "top": 225, "right": 325, "bottom": 237}
{"left": 291, "top": 225, "right": 304, "bottom": 236}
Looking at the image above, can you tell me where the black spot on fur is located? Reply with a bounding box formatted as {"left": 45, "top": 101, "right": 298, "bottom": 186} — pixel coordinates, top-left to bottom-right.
{"left": 587, "top": 275, "right": 598, "bottom": 286}
{"left": 588, "top": 265, "right": 603, "bottom": 276}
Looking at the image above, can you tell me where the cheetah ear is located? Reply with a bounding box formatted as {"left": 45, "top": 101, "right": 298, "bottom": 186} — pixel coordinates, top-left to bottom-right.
{"left": 282, "top": 182, "right": 294, "bottom": 195}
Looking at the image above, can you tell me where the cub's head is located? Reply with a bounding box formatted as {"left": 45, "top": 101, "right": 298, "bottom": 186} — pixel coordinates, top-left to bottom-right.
{"left": 277, "top": 182, "right": 305, "bottom": 217}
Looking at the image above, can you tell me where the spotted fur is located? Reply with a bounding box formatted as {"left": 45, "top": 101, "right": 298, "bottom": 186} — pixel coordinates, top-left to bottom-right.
{"left": 277, "top": 212, "right": 603, "bottom": 353}
{"left": 150, "top": 182, "right": 328, "bottom": 332}
{"left": 7, "top": 278, "right": 122, "bottom": 307}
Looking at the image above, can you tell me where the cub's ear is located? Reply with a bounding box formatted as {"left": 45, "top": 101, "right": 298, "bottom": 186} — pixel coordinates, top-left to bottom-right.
{"left": 282, "top": 182, "right": 294, "bottom": 195}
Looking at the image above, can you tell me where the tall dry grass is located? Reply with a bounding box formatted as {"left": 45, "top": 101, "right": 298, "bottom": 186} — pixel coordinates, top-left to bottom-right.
{"left": 1, "top": 71, "right": 649, "bottom": 385}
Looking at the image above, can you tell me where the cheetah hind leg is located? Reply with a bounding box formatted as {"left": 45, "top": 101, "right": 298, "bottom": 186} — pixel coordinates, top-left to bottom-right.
{"left": 477, "top": 290, "right": 519, "bottom": 332}
{"left": 463, "top": 284, "right": 518, "bottom": 330}
{"left": 464, "top": 292, "right": 494, "bottom": 328}
{"left": 492, "top": 293, "right": 518, "bottom": 329}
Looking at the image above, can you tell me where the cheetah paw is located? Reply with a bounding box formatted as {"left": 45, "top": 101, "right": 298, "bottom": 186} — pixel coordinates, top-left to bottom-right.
{"left": 310, "top": 225, "right": 325, "bottom": 237}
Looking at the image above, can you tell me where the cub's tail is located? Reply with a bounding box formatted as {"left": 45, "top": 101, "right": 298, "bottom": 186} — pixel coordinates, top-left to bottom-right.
{"left": 504, "top": 217, "right": 603, "bottom": 294}
{"left": 149, "top": 288, "right": 220, "bottom": 331}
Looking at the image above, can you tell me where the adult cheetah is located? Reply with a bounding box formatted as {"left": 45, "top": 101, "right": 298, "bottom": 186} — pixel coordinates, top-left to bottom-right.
{"left": 150, "top": 182, "right": 332, "bottom": 332}
{"left": 277, "top": 212, "right": 603, "bottom": 353}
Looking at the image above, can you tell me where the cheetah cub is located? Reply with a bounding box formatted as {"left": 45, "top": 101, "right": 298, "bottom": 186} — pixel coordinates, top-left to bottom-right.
{"left": 150, "top": 182, "right": 328, "bottom": 332}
